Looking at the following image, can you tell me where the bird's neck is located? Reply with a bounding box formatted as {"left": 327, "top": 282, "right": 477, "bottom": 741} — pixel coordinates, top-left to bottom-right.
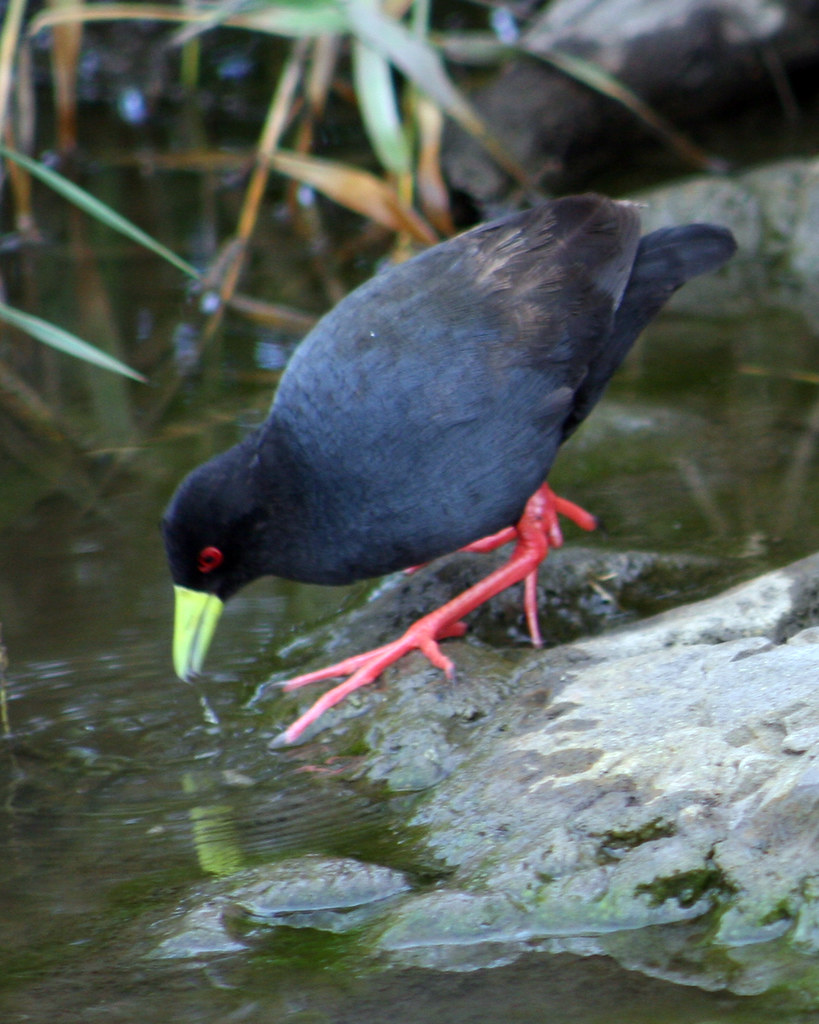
{"left": 240, "top": 419, "right": 337, "bottom": 583}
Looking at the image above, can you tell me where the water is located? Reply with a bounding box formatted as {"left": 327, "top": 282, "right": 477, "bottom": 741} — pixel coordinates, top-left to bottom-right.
{"left": 3, "top": 150, "right": 819, "bottom": 1021}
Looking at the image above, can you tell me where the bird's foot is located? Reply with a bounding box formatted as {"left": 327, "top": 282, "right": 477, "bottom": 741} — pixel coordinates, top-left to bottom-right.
{"left": 274, "top": 617, "right": 468, "bottom": 745}
{"left": 511, "top": 485, "right": 597, "bottom": 645}
{"left": 274, "top": 484, "right": 596, "bottom": 744}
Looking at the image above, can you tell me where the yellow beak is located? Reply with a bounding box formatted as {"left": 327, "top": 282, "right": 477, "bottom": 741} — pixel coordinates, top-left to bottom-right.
{"left": 172, "top": 585, "right": 224, "bottom": 681}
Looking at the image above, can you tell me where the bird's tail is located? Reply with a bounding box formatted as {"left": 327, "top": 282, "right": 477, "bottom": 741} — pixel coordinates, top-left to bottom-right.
{"left": 617, "top": 223, "right": 737, "bottom": 334}
{"left": 560, "top": 222, "right": 736, "bottom": 440}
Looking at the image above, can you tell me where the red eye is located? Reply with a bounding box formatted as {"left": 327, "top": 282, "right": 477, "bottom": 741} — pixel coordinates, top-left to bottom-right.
{"left": 197, "top": 546, "right": 224, "bottom": 573}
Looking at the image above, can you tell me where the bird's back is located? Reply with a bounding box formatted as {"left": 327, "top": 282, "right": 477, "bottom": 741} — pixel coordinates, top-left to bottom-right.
{"left": 264, "top": 197, "right": 643, "bottom": 581}
{"left": 261, "top": 196, "right": 734, "bottom": 583}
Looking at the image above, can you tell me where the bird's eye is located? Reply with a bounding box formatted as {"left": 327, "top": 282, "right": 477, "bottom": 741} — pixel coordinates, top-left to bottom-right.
{"left": 197, "top": 546, "right": 224, "bottom": 573}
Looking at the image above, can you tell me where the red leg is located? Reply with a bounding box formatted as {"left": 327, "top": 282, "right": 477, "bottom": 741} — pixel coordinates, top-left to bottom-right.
{"left": 275, "top": 484, "right": 596, "bottom": 744}
{"left": 460, "top": 525, "right": 518, "bottom": 553}
{"left": 446, "top": 486, "right": 596, "bottom": 647}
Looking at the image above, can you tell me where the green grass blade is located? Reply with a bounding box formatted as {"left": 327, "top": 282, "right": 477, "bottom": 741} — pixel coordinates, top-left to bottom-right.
{"left": 231, "top": 0, "right": 347, "bottom": 36}
{"left": 353, "top": 36, "right": 411, "bottom": 175}
{"left": 0, "top": 145, "right": 201, "bottom": 280}
{"left": 171, "top": 0, "right": 348, "bottom": 46}
{"left": 0, "top": 301, "right": 147, "bottom": 382}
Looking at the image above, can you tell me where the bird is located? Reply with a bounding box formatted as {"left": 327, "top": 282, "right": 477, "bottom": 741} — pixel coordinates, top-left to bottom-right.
{"left": 162, "top": 194, "right": 736, "bottom": 743}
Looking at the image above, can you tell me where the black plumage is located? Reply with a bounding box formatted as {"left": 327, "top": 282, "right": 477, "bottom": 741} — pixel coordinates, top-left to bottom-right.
{"left": 162, "top": 194, "right": 736, "bottom": 740}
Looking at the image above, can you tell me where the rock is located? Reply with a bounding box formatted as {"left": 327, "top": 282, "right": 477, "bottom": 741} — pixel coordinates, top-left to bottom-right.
{"left": 151, "top": 855, "right": 410, "bottom": 958}
{"left": 155, "top": 541, "right": 819, "bottom": 994}
{"left": 247, "top": 537, "right": 819, "bottom": 995}
{"left": 358, "top": 552, "right": 819, "bottom": 990}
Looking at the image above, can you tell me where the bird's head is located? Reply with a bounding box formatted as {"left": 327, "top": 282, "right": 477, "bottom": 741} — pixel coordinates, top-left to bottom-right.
{"left": 161, "top": 445, "right": 269, "bottom": 681}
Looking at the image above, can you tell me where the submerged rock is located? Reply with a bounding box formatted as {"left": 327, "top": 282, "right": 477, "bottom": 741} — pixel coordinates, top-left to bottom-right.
{"left": 152, "top": 855, "right": 410, "bottom": 958}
